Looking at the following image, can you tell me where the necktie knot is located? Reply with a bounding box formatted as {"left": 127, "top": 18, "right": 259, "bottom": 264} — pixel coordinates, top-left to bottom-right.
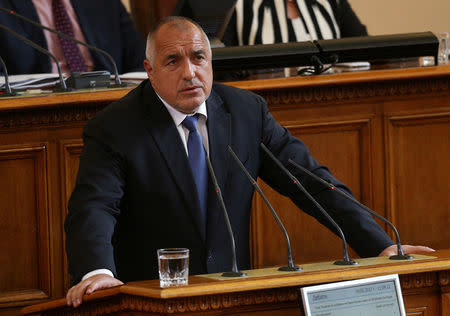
{"left": 182, "top": 114, "right": 200, "bottom": 132}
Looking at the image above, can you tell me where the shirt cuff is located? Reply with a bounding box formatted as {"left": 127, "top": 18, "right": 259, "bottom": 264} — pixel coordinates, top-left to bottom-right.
{"left": 81, "top": 269, "right": 114, "bottom": 281}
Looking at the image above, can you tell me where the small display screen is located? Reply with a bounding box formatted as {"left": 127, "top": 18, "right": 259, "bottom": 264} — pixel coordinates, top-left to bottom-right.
{"left": 301, "top": 274, "right": 405, "bottom": 316}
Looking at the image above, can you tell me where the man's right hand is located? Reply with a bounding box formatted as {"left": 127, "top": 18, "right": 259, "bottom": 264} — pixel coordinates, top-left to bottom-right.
{"left": 66, "top": 274, "right": 123, "bottom": 308}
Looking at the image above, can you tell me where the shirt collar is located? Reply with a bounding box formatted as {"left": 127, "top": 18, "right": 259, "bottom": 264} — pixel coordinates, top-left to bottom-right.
{"left": 156, "top": 92, "right": 208, "bottom": 127}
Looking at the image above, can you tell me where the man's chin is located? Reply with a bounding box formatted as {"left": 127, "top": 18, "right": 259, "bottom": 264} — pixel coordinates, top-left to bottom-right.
{"left": 176, "top": 98, "right": 205, "bottom": 113}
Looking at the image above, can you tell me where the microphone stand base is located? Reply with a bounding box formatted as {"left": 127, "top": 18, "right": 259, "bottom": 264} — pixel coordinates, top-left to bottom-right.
{"left": 52, "top": 87, "right": 72, "bottom": 93}
{"left": 278, "top": 265, "right": 302, "bottom": 271}
{"left": 389, "top": 254, "right": 414, "bottom": 260}
{"left": 0, "top": 92, "right": 17, "bottom": 97}
{"left": 109, "top": 83, "right": 129, "bottom": 88}
{"left": 221, "top": 271, "right": 247, "bottom": 277}
{"left": 334, "top": 259, "right": 358, "bottom": 266}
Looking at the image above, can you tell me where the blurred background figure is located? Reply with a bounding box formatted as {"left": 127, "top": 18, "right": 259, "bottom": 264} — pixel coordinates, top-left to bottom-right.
{"left": 0, "top": 0, "right": 145, "bottom": 75}
{"left": 173, "top": 0, "right": 367, "bottom": 46}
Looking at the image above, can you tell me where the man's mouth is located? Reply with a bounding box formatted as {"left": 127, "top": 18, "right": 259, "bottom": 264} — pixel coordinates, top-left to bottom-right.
{"left": 181, "top": 86, "right": 200, "bottom": 93}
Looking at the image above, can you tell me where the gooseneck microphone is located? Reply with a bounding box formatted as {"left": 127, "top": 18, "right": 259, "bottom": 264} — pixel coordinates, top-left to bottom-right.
{"left": 0, "top": 55, "right": 16, "bottom": 97}
{"left": 260, "top": 143, "right": 358, "bottom": 266}
{"left": 287, "top": 159, "right": 413, "bottom": 260}
{"left": 205, "top": 154, "right": 246, "bottom": 277}
{"left": 0, "top": 23, "right": 68, "bottom": 91}
{"left": 0, "top": 7, "right": 125, "bottom": 87}
{"left": 227, "top": 145, "right": 301, "bottom": 272}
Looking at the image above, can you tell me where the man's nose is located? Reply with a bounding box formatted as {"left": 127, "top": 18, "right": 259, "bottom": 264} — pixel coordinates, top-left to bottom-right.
{"left": 182, "top": 59, "right": 195, "bottom": 79}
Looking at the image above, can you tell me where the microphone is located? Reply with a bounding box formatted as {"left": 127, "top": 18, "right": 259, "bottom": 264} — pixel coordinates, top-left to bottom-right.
{"left": 205, "top": 154, "right": 246, "bottom": 277}
{"left": 227, "top": 145, "right": 301, "bottom": 272}
{"left": 0, "top": 23, "right": 68, "bottom": 92}
{"left": 0, "top": 7, "right": 125, "bottom": 88}
{"left": 260, "top": 143, "right": 358, "bottom": 266}
{"left": 287, "top": 159, "right": 413, "bottom": 260}
{"left": 0, "top": 55, "right": 17, "bottom": 97}
{"left": 213, "top": 0, "right": 237, "bottom": 47}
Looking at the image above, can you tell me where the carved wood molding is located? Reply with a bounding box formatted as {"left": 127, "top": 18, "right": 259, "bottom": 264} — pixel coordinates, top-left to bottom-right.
{"left": 46, "top": 296, "right": 122, "bottom": 316}
{"left": 45, "top": 288, "right": 299, "bottom": 315}
{"left": 400, "top": 272, "right": 438, "bottom": 289}
{"left": 2, "top": 77, "right": 448, "bottom": 128}
{"left": 439, "top": 270, "right": 450, "bottom": 286}
{"left": 40, "top": 272, "right": 450, "bottom": 315}
{"left": 258, "top": 78, "right": 449, "bottom": 107}
{"left": 120, "top": 288, "right": 298, "bottom": 314}
{"left": 0, "top": 104, "right": 105, "bottom": 129}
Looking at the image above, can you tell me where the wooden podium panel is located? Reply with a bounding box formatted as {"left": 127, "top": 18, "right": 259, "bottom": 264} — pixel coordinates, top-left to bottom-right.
{"left": 1, "top": 65, "right": 450, "bottom": 315}
{"left": 21, "top": 250, "right": 450, "bottom": 316}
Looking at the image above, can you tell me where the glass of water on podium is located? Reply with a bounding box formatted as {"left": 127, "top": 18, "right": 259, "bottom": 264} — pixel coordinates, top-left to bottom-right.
{"left": 157, "top": 248, "right": 189, "bottom": 287}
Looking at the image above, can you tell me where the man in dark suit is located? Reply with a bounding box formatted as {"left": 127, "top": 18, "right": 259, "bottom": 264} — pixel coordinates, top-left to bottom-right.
{"left": 64, "top": 16, "right": 433, "bottom": 307}
{"left": 0, "top": 0, "right": 144, "bottom": 75}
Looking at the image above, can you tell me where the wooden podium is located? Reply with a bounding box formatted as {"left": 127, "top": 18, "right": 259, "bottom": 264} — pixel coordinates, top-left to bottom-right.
{"left": 2, "top": 64, "right": 450, "bottom": 315}
{"left": 22, "top": 250, "right": 450, "bottom": 316}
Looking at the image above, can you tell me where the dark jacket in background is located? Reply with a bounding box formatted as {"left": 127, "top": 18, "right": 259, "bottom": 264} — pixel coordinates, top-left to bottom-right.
{"left": 0, "top": 0, "right": 145, "bottom": 75}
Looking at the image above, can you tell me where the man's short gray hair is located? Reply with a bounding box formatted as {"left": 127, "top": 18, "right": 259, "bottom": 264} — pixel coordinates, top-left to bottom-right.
{"left": 145, "top": 16, "right": 211, "bottom": 65}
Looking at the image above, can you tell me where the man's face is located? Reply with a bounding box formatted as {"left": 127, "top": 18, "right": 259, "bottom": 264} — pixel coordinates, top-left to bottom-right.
{"left": 144, "top": 23, "right": 213, "bottom": 114}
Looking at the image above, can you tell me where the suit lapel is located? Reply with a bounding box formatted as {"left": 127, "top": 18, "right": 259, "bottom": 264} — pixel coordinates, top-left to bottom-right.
{"left": 11, "top": 1, "right": 48, "bottom": 49}
{"left": 70, "top": 0, "right": 109, "bottom": 69}
{"left": 206, "top": 89, "right": 231, "bottom": 229}
{"left": 138, "top": 81, "right": 206, "bottom": 242}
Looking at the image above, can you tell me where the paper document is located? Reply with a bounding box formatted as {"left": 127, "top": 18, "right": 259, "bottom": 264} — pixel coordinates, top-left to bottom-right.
{"left": 1, "top": 73, "right": 62, "bottom": 89}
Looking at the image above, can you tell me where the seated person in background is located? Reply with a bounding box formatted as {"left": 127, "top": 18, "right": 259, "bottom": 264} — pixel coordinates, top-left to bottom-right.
{"left": 0, "top": 0, "right": 145, "bottom": 75}
{"left": 174, "top": 0, "right": 367, "bottom": 46}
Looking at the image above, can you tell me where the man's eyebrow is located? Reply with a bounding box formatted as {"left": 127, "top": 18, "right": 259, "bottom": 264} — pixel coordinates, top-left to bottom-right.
{"left": 164, "top": 51, "right": 180, "bottom": 59}
{"left": 192, "top": 49, "right": 206, "bottom": 55}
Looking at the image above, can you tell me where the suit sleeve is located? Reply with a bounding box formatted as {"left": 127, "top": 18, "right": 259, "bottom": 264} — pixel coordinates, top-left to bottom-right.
{"left": 65, "top": 121, "right": 126, "bottom": 284}
{"left": 256, "top": 96, "right": 393, "bottom": 257}
{"left": 117, "top": 1, "right": 146, "bottom": 72}
{"left": 336, "top": 0, "right": 368, "bottom": 37}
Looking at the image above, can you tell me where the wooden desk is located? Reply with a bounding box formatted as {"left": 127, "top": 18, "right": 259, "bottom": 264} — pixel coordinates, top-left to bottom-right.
{"left": 1, "top": 65, "right": 449, "bottom": 315}
{"left": 22, "top": 250, "right": 450, "bottom": 316}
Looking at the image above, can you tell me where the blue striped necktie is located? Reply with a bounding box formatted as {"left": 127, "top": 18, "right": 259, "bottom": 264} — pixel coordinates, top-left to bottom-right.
{"left": 182, "top": 114, "right": 208, "bottom": 236}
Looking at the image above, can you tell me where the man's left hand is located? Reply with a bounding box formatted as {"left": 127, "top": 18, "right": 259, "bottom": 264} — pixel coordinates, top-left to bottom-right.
{"left": 379, "top": 244, "right": 435, "bottom": 257}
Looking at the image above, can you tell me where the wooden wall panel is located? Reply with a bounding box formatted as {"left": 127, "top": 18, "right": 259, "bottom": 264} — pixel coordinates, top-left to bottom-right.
{"left": 0, "top": 145, "right": 51, "bottom": 306}
{"left": 59, "top": 140, "right": 84, "bottom": 290}
{"left": 401, "top": 272, "right": 442, "bottom": 316}
{"left": 60, "top": 140, "right": 84, "bottom": 214}
{"left": 404, "top": 294, "right": 440, "bottom": 316}
{"left": 129, "top": 0, "right": 178, "bottom": 37}
{"left": 442, "top": 293, "right": 450, "bottom": 316}
{"left": 251, "top": 119, "right": 372, "bottom": 267}
{"left": 386, "top": 112, "right": 450, "bottom": 250}
{"left": 0, "top": 65, "right": 448, "bottom": 315}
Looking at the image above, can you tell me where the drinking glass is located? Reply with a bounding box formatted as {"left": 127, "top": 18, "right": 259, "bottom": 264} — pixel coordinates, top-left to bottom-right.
{"left": 157, "top": 248, "right": 189, "bottom": 287}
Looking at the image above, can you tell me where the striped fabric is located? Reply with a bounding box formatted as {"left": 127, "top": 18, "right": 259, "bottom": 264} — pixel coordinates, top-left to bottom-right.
{"left": 234, "top": 0, "right": 343, "bottom": 46}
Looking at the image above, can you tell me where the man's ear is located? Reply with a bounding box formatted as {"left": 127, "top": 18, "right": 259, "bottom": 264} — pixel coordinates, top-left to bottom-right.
{"left": 143, "top": 59, "right": 153, "bottom": 82}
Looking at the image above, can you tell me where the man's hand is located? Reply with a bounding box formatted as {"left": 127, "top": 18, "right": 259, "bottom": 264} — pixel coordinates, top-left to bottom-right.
{"left": 66, "top": 274, "right": 123, "bottom": 308}
{"left": 379, "top": 244, "right": 435, "bottom": 257}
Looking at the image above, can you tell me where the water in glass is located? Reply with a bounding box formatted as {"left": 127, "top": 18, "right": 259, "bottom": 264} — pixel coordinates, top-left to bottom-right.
{"left": 157, "top": 249, "right": 189, "bottom": 287}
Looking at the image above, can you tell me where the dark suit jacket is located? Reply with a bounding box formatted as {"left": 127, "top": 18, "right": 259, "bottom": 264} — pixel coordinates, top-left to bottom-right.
{"left": 65, "top": 80, "right": 393, "bottom": 284}
{"left": 0, "top": 0, "right": 145, "bottom": 75}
